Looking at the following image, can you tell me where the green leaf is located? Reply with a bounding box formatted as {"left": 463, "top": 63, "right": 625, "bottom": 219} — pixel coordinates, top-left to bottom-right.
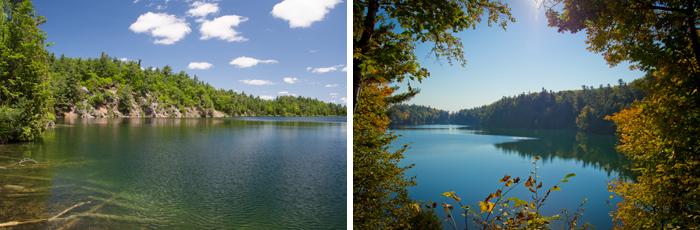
{"left": 561, "top": 173, "right": 576, "bottom": 183}
{"left": 507, "top": 197, "right": 528, "bottom": 207}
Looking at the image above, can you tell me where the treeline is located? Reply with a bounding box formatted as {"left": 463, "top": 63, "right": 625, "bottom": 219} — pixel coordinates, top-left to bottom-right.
{"left": 387, "top": 104, "right": 450, "bottom": 126}
{"left": 1, "top": 0, "right": 343, "bottom": 143}
{"left": 389, "top": 79, "right": 645, "bottom": 133}
{"left": 50, "top": 53, "right": 346, "bottom": 118}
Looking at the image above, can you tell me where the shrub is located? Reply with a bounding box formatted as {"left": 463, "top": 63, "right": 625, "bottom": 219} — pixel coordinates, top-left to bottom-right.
{"left": 0, "top": 106, "right": 23, "bottom": 143}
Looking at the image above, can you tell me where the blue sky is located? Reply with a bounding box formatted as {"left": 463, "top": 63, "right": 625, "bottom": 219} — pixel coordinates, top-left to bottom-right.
{"left": 404, "top": 0, "right": 644, "bottom": 111}
{"left": 34, "top": 0, "right": 347, "bottom": 104}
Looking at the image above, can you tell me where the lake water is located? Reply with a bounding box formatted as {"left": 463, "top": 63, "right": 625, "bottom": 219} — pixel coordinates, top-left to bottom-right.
{"left": 393, "top": 125, "right": 632, "bottom": 229}
{"left": 0, "top": 117, "right": 346, "bottom": 229}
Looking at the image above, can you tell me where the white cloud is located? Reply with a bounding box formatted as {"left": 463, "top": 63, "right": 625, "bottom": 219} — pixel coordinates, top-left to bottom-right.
{"left": 260, "top": 95, "right": 275, "bottom": 100}
{"left": 283, "top": 77, "right": 298, "bottom": 84}
{"left": 200, "top": 15, "right": 248, "bottom": 42}
{"left": 129, "top": 12, "right": 191, "bottom": 45}
{"left": 330, "top": 92, "right": 338, "bottom": 98}
{"left": 307, "top": 64, "right": 344, "bottom": 74}
{"left": 188, "top": 1, "right": 219, "bottom": 18}
{"left": 271, "top": 0, "right": 342, "bottom": 28}
{"left": 324, "top": 83, "right": 338, "bottom": 88}
{"left": 240, "top": 79, "right": 273, "bottom": 85}
{"left": 279, "top": 91, "right": 298, "bottom": 96}
{"left": 341, "top": 66, "right": 347, "bottom": 72}
{"left": 340, "top": 97, "right": 347, "bottom": 103}
{"left": 119, "top": 57, "right": 129, "bottom": 62}
{"left": 230, "top": 56, "right": 278, "bottom": 68}
{"left": 188, "top": 62, "right": 213, "bottom": 70}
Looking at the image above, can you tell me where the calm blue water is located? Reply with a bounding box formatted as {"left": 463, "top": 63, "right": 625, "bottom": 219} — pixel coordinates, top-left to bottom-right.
{"left": 0, "top": 117, "right": 346, "bottom": 229}
{"left": 393, "top": 125, "right": 631, "bottom": 229}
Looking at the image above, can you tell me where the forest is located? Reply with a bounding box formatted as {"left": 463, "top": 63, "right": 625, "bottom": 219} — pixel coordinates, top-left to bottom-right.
{"left": 388, "top": 78, "right": 645, "bottom": 133}
{"left": 357, "top": 0, "right": 699, "bottom": 228}
{"left": 0, "top": 0, "right": 344, "bottom": 143}
{"left": 50, "top": 53, "right": 346, "bottom": 119}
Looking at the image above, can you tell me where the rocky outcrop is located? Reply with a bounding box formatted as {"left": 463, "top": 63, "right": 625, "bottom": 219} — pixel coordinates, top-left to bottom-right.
{"left": 57, "top": 89, "right": 227, "bottom": 119}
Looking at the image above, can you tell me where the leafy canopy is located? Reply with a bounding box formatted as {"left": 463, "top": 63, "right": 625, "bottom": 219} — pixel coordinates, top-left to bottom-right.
{"left": 353, "top": 0, "right": 514, "bottom": 228}
{"left": 546, "top": 0, "right": 700, "bottom": 228}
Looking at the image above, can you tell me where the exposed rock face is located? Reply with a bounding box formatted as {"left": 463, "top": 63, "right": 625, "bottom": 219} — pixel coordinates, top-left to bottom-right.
{"left": 57, "top": 89, "right": 227, "bottom": 119}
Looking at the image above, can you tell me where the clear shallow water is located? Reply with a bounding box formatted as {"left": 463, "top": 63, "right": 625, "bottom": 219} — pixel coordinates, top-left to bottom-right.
{"left": 0, "top": 117, "right": 346, "bottom": 229}
{"left": 393, "top": 125, "right": 632, "bottom": 229}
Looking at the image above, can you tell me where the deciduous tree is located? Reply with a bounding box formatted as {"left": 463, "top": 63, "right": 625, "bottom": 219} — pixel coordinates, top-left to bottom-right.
{"left": 546, "top": 0, "right": 700, "bottom": 227}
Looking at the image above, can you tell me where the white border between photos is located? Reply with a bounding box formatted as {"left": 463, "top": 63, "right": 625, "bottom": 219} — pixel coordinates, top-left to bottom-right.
{"left": 346, "top": 0, "right": 353, "bottom": 228}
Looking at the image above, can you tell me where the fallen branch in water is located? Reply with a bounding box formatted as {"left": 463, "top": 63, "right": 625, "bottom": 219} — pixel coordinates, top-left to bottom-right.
{"left": 0, "top": 219, "right": 45, "bottom": 228}
{"left": 50, "top": 201, "right": 91, "bottom": 221}
{"left": 18, "top": 158, "right": 38, "bottom": 166}
{"left": 0, "top": 201, "right": 91, "bottom": 228}
{"left": 0, "top": 157, "right": 38, "bottom": 169}
{"left": 58, "top": 196, "right": 114, "bottom": 230}
{"left": 0, "top": 173, "right": 52, "bottom": 181}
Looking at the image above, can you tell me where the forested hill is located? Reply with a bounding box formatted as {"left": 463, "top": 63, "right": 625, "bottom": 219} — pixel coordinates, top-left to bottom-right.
{"left": 389, "top": 79, "right": 646, "bottom": 133}
{"left": 1, "top": 0, "right": 342, "bottom": 143}
{"left": 388, "top": 104, "right": 450, "bottom": 125}
{"left": 50, "top": 53, "right": 346, "bottom": 118}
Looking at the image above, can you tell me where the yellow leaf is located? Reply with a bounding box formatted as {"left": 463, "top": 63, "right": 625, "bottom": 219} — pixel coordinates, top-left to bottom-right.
{"left": 411, "top": 203, "right": 420, "bottom": 213}
{"left": 479, "top": 201, "right": 495, "bottom": 213}
{"left": 442, "top": 191, "right": 462, "bottom": 202}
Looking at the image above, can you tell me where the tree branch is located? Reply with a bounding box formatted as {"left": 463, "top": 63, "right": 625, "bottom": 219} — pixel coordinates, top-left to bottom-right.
{"left": 650, "top": 5, "right": 690, "bottom": 14}
{"left": 684, "top": 0, "right": 700, "bottom": 69}
{"left": 353, "top": 0, "right": 379, "bottom": 110}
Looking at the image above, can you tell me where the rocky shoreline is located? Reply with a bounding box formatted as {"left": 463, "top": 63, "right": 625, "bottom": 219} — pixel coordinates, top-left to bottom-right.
{"left": 56, "top": 90, "right": 226, "bottom": 119}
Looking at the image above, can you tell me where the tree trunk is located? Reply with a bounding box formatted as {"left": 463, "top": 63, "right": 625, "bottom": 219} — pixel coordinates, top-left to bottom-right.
{"left": 353, "top": 62, "right": 361, "bottom": 109}
{"left": 687, "top": 0, "right": 700, "bottom": 70}
{"left": 353, "top": 0, "right": 379, "bottom": 111}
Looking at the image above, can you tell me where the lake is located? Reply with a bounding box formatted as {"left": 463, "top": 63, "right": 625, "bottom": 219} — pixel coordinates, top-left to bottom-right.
{"left": 393, "top": 125, "right": 632, "bottom": 229}
{"left": 0, "top": 117, "right": 346, "bottom": 229}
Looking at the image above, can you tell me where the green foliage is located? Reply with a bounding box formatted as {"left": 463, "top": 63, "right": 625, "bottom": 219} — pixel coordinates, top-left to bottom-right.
{"left": 47, "top": 54, "right": 346, "bottom": 117}
{"left": 117, "top": 85, "right": 133, "bottom": 114}
{"left": 353, "top": 1, "right": 514, "bottom": 228}
{"left": 388, "top": 80, "right": 645, "bottom": 133}
{"left": 0, "top": 106, "right": 22, "bottom": 143}
{"left": 353, "top": 84, "right": 415, "bottom": 229}
{"left": 408, "top": 204, "right": 442, "bottom": 230}
{"left": 455, "top": 82, "right": 644, "bottom": 133}
{"left": 546, "top": 0, "right": 700, "bottom": 228}
{"left": 388, "top": 104, "right": 450, "bottom": 126}
{"left": 608, "top": 70, "right": 700, "bottom": 228}
{"left": 439, "top": 157, "right": 589, "bottom": 229}
{"left": 0, "top": 0, "right": 343, "bottom": 142}
{"left": 0, "top": 0, "right": 53, "bottom": 143}
{"left": 352, "top": 0, "right": 514, "bottom": 105}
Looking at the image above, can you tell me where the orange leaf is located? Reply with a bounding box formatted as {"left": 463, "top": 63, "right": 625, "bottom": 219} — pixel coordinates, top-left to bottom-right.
{"left": 499, "top": 175, "right": 511, "bottom": 182}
